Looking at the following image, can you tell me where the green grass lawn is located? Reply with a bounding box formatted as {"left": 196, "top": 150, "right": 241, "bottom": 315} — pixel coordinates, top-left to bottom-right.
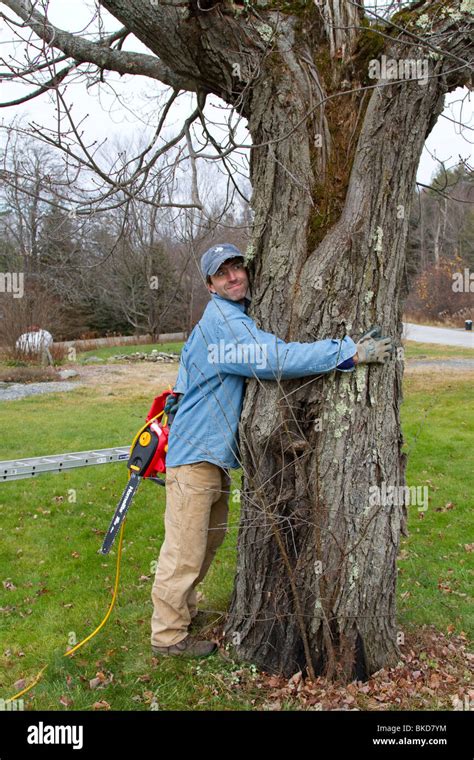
{"left": 0, "top": 381, "right": 249, "bottom": 711}
{"left": 0, "top": 366, "right": 472, "bottom": 710}
{"left": 398, "top": 375, "right": 473, "bottom": 638}
{"left": 403, "top": 341, "right": 473, "bottom": 360}
{"left": 78, "top": 341, "right": 183, "bottom": 363}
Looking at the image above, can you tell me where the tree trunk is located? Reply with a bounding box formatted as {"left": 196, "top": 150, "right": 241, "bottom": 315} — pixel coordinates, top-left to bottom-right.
{"left": 97, "top": 0, "right": 473, "bottom": 680}
{"left": 222, "top": 9, "right": 471, "bottom": 681}
{"left": 433, "top": 196, "right": 448, "bottom": 264}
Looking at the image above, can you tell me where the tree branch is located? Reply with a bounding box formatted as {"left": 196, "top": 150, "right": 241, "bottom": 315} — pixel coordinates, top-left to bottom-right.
{"left": 0, "top": 62, "right": 77, "bottom": 107}
{"left": 1, "top": 0, "right": 198, "bottom": 92}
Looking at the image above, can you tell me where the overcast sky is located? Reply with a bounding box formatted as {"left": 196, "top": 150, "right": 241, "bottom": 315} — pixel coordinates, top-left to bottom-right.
{"left": 0, "top": 0, "right": 472, "bottom": 187}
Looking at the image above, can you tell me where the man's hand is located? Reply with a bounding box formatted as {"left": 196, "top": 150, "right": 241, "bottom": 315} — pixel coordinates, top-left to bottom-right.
{"left": 164, "top": 392, "right": 182, "bottom": 417}
{"left": 355, "top": 326, "right": 393, "bottom": 365}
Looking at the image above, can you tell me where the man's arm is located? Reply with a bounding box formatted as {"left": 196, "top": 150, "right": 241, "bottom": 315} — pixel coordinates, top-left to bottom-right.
{"left": 213, "top": 313, "right": 357, "bottom": 380}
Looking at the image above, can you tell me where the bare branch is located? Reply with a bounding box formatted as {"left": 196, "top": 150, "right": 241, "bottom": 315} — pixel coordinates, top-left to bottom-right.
{"left": 0, "top": 62, "right": 77, "bottom": 107}
{"left": 1, "top": 0, "right": 198, "bottom": 92}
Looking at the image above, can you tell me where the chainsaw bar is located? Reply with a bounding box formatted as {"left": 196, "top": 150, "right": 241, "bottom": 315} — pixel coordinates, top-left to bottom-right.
{"left": 100, "top": 472, "right": 141, "bottom": 555}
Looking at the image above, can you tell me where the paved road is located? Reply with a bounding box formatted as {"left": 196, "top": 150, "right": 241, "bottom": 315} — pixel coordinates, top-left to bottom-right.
{"left": 0, "top": 381, "right": 78, "bottom": 402}
{"left": 403, "top": 322, "right": 473, "bottom": 348}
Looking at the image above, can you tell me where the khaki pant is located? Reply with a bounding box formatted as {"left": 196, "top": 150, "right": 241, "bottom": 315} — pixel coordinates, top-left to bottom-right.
{"left": 151, "top": 461, "right": 230, "bottom": 647}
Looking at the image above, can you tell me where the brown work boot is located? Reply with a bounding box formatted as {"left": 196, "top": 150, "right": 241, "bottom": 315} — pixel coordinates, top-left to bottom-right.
{"left": 152, "top": 635, "right": 217, "bottom": 658}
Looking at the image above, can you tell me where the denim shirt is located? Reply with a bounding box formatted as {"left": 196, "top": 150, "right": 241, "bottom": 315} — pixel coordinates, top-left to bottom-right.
{"left": 166, "top": 293, "right": 357, "bottom": 470}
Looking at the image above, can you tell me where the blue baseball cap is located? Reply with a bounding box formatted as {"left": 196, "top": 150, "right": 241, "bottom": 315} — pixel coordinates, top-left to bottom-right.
{"left": 200, "top": 243, "right": 244, "bottom": 278}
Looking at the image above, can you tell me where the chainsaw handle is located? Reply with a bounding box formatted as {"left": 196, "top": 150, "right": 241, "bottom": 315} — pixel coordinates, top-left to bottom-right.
{"left": 148, "top": 476, "right": 166, "bottom": 487}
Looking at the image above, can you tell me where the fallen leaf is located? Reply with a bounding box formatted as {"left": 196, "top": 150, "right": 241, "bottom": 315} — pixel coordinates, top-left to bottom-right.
{"left": 436, "top": 502, "right": 455, "bottom": 512}
{"left": 288, "top": 671, "right": 302, "bottom": 689}
{"left": 429, "top": 674, "right": 440, "bottom": 689}
{"left": 89, "top": 671, "right": 114, "bottom": 690}
{"left": 267, "top": 676, "right": 282, "bottom": 688}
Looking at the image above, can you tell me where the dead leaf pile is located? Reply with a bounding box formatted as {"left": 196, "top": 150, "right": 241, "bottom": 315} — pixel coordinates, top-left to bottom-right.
{"left": 222, "top": 626, "right": 473, "bottom": 711}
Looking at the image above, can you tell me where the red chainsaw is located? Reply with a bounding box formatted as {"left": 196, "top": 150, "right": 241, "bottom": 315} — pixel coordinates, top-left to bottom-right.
{"left": 100, "top": 389, "right": 178, "bottom": 555}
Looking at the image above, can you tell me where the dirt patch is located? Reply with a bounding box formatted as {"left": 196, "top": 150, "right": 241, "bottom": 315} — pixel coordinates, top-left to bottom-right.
{"left": 77, "top": 361, "right": 180, "bottom": 398}
{"left": 406, "top": 359, "right": 474, "bottom": 372}
{"left": 404, "top": 369, "right": 474, "bottom": 394}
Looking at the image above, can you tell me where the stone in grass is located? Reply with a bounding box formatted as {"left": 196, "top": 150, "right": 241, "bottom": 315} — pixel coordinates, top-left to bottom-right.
{"left": 113, "top": 351, "right": 179, "bottom": 363}
{"left": 58, "top": 369, "right": 79, "bottom": 380}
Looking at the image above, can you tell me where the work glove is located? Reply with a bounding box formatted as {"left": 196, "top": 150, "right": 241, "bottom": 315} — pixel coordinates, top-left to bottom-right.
{"left": 164, "top": 391, "right": 182, "bottom": 418}
{"left": 355, "top": 326, "right": 393, "bottom": 365}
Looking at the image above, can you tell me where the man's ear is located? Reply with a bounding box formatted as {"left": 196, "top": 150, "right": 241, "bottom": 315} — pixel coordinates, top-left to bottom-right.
{"left": 207, "top": 281, "right": 216, "bottom": 294}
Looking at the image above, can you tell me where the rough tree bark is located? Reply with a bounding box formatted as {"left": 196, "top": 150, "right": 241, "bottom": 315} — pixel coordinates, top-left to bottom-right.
{"left": 5, "top": 0, "right": 472, "bottom": 680}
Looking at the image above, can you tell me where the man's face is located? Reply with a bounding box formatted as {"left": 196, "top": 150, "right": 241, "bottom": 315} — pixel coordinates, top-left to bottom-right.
{"left": 207, "top": 257, "right": 249, "bottom": 302}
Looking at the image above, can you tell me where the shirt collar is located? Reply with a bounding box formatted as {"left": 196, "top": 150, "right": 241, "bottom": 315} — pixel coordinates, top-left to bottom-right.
{"left": 212, "top": 292, "right": 250, "bottom": 314}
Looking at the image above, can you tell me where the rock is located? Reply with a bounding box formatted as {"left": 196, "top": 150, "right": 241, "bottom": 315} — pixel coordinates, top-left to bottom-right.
{"left": 58, "top": 369, "right": 79, "bottom": 380}
{"left": 112, "top": 351, "right": 180, "bottom": 363}
{"left": 83, "top": 356, "right": 102, "bottom": 363}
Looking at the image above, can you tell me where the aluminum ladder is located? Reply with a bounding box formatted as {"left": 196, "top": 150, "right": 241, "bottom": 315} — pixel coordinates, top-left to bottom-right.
{"left": 0, "top": 446, "right": 130, "bottom": 482}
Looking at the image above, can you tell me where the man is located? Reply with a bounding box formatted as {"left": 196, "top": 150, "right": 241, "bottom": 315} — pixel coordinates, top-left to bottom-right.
{"left": 151, "top": 243, "right": 392, "bottom": 658}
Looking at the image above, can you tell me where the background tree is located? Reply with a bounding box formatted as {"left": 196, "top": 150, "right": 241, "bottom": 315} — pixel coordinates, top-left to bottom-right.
{"left": 0, "top": 133, "right": 228, "bottom": 339}
{"left": 405, "top": 162, "right": 474, "bottom": 320}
